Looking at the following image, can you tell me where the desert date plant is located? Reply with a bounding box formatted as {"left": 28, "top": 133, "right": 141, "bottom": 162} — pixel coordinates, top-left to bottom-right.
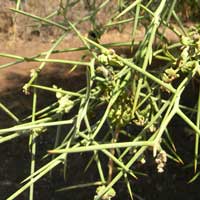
{"left": 1, "top": 0, "right": 200, "bottom": 199}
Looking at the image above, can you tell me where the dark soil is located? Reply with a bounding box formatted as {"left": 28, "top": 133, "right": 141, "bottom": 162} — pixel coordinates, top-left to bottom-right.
{"left": 1, "top": 64, "right": 200, "bottom": 200}
{"left": 1, "top": 1, "right": 200, "bottom": 200}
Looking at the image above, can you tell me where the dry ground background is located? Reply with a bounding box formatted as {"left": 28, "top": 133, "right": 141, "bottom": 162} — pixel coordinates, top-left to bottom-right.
{"left": 0, "top": 0, "right": 182, "bottom": 93}
{"left": 1, "top": 1, "right": 200, "bottom": 200}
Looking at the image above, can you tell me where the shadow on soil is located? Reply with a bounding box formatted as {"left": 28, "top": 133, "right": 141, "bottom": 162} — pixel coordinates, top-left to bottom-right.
{"left": 1, "top": 64, "right": 200, "bottom": 200}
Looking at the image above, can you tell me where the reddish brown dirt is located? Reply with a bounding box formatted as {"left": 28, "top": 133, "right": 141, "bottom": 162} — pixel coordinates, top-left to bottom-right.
{"left": 0, "top": 24, "right": 181, "bottom": 93}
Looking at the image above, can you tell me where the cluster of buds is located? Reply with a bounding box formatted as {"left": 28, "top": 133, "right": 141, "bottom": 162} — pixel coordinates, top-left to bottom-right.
{"left": 108, "top": 92, "right": 134, "bottom": 127}
{"left": 161, "top": 26, "right": 200, "bottom": 90}
{"left": 94, "top": 186, "right": 116, "bottom": 200}
{"left": 178, "top": 30, "right": 200, "bottom": 74}
{"left": 162, "top": 67, "right": 179, "bottom": 83}
{"left": 54, "top": 85, "right": 74, "bottom": 114}
{"left": 155, "top": 150, "right": 167, "bottom": 173}
{"left": 97, "top": 48, "right": 124, "bottom": 68}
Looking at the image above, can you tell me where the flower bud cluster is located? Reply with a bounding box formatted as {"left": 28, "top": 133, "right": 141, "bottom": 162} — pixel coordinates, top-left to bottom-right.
{"left": 155, "top": 150, "right": 167, "bottom": 173}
